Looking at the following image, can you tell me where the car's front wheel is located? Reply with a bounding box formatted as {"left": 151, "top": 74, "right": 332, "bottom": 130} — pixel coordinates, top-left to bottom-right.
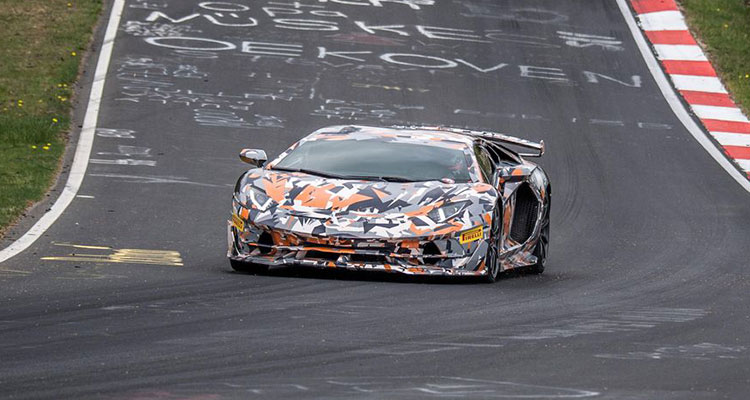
{"left": 230, "top": 259, "right": 268, "bottom": 274}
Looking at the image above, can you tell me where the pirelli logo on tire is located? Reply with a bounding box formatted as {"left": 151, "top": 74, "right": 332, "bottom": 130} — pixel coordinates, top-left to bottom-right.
{"left": 459, "top": 226, "right": 483, "bottom": 244}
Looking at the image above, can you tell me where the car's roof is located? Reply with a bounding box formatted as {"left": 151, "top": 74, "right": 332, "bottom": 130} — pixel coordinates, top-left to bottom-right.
{"left": 306, "top": 125, "right": 475, "bottom": 151}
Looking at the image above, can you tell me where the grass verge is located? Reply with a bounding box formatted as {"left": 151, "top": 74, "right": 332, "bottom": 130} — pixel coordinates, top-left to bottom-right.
{"left": 0, "top": 0, "right": 102, "bottom": 236}
{"left": 680, "top": 0, "right": 750, "bottom": 115}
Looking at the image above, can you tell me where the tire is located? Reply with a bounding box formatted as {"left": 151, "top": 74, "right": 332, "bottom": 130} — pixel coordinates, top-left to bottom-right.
{"left": 528, "top": 191, "right": 550, "bottom": 274}
{"left": 229, "top": 258, "right": 268, "bottom": 274}
{"left": 229, "top": 226, "right": 269, "bottom": 274}
{"left": 482, "top": 204, "right": 503, "bottom": 283}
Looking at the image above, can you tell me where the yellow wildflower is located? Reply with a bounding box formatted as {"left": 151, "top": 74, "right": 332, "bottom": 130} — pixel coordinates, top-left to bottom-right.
{"left": 52, "top": 118, "right": 58, "bottom": 123}
{"left": 31, "top": 145, "right": 37, "bottom": 149}
{"left": 43, "top": 146, "right": 49, "bottom": 151}
{"left": 46, "top": 143, "right": 51, "bottom": 146}
{"left": 71, "top": 51, "right": 77, "bottom": 56}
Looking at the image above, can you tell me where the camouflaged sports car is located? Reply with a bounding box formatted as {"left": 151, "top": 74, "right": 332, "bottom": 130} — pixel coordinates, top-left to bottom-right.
{"left": 228, "top": 125, "right": 550, "bottom": 282}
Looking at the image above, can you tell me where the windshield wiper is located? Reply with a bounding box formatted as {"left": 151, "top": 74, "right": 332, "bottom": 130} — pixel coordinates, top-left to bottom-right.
{"left": 375, "top": 176, "right": 416, "bottom": 182}
{"left": 341, "top": 175, "right": 419, "bottom": 182}
{"left": 271, "top": 168, "right": 420, "bottom": 182}
{"left": 270, "top": 166, "right": 349, "bottom": 179}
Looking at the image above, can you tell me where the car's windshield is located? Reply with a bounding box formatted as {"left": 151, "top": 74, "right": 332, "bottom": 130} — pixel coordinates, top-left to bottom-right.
{"left": 272, "top": 138, "right": 473, "bottom": 182}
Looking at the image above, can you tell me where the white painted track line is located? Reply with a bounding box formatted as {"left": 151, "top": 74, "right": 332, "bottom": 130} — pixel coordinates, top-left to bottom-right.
{"left": 0, "top": 0, "right": 126, "bottom": 263}
{"left": 654, "top": 45, "right": 708, "bottom": 61}
{"left": 691, "top": 105, "right": 750, "bottom": 123}
{"left": 736, "top": 159, "right": 750, "bottom": 172}
{"left": 638, "top": 11, "right": 688, "bottom": 31}
{"left": 671, "top": 75, "right": 728, "bottom": 94}
{"left": 711, "top": 132, "right": 750, "bottom": 147}
{"left": 616, "top": 0, "right": 750, "bottom": 192}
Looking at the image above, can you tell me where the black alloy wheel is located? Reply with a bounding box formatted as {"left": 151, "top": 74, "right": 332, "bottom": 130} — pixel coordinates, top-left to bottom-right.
{"left": 482, "top": 204, "right": 503, "bottom": 283}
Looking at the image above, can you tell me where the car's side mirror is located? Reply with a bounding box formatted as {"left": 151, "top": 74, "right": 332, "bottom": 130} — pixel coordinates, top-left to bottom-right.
{"left": 239, "top": 149, "right": 267, "bottom": 167}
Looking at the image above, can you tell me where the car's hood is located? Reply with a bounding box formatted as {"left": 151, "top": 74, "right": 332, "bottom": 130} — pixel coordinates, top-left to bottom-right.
{"left": 239, "top": 169, "right": 497, "bottom": 239}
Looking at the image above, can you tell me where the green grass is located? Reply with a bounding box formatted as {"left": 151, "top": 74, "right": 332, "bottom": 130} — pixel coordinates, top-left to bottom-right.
{"left": 680, "top": 0, "right": 750, "bottom": 115}
{"left": 0, "top": 0, "right": 101, "bottom": 234}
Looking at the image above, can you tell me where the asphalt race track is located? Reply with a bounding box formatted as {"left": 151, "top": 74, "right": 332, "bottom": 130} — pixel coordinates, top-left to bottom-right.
{"left": 2, "top": 0, "right": 750, "bottom": 398}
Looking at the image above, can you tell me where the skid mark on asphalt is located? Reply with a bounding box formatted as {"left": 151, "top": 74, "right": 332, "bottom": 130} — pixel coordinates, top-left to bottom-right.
{"left": 353, "top": 339, "right": 506, "bottom": 355}
{"left": 41, "top": 243, "right": 183, "bottom": 267}
{"left": 350, "top": 308, "right": 711, "bottom": 354}
{"left": 596, "top": 342, "right": 747, "bottom": 361}
{"left": 0, "top": 268, "right": 32, "bottom": 278}
{"left": 353, "top": 343, "right": 461, "bottom": 355}
{"left": 166, "top": 376, "right": 600, "bottom": 398}
{"left": 484, "top": 308, "right": 709, "bottom": 340}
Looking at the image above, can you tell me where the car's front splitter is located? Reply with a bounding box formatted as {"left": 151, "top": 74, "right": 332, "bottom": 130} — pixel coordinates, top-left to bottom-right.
{"left": 229, "top": 253, "right": 488, "bottom": 276}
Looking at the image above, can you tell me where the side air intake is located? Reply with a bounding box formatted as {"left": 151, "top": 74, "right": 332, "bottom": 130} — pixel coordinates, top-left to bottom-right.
{"left": 510, "top": 184, "right": 539, "bottom": 244}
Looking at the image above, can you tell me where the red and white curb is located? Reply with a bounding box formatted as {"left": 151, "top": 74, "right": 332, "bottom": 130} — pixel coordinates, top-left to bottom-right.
{"left": 630, "top": 0, "right": 750, "bottom": 177}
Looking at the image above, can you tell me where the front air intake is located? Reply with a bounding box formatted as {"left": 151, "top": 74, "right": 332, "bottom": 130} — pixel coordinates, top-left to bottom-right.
{"left": 509, "top": 184, "right": 538, "bottom": 244}
{"left": 306, "top": 250, "right": 339, "bottom": 261}
{"left": 350, "top": 253, "right": 386, "bottom": 264}
{"left": 422, "top": 241, "right": 442, "bottom": 265}
{"left": 256, "top": 232, "right": 274, "bottom": 254}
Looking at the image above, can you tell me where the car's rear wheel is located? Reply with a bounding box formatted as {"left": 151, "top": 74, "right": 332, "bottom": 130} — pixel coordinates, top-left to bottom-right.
{"left": 528, "top": 191, "right": 550, "bottom": 274}
{"left": 482, "top": 205, "right": 502, "bottom": 283}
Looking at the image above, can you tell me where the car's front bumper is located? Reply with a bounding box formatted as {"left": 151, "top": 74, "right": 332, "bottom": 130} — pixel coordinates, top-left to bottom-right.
{"left": 227, "top": 220, "right": 491, "bottom": 276}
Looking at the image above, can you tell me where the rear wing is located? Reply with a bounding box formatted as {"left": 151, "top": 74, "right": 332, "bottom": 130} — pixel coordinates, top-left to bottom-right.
{"left": 391, "top": 125, "right": 545, "bottom": 157}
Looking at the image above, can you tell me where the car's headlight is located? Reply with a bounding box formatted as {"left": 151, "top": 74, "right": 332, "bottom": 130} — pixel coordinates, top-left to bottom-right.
{"left": 428, "top": 202, "right": 468, "bottom": 222}
{"left": 236, "top": 185, "right": 273, "bottom": 211}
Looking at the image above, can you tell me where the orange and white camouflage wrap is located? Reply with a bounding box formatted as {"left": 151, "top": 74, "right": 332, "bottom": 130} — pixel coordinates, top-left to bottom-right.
{"left": 228, "top": 125, "right": 550, "bottom": 278}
